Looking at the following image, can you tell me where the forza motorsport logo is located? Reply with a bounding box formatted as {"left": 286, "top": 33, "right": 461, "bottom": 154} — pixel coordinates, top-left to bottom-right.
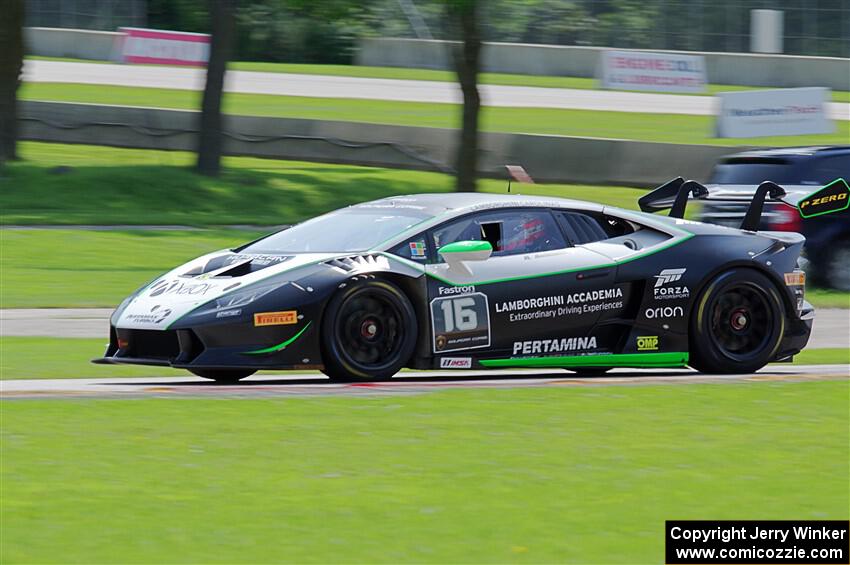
{"left": 653, "top": 268, "right": 690, "bottom": 300}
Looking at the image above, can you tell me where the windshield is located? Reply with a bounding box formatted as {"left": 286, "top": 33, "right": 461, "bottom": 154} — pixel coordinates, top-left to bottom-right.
{"left": 240, "top": 207, "right": 433, "bottom": 254}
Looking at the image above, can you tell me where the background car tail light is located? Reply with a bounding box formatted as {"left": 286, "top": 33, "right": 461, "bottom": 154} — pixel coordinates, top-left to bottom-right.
{"left": 771, "top": 204, "right": 802, "bottom": 232}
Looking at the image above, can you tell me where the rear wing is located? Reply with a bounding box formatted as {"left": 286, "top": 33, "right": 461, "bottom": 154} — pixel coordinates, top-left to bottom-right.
{"left": 638, "top": 177, "right": 789, "bottom": 231}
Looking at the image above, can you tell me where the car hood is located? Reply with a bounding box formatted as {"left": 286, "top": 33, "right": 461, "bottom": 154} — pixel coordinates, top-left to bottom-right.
{"left": 113, "top": 250, "right": 340, "bottom": 330}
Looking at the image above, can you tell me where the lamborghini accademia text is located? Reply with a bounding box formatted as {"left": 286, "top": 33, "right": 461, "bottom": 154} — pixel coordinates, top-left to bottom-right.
{"left": 96, "top": 181, "right": 822, "bottom": 382}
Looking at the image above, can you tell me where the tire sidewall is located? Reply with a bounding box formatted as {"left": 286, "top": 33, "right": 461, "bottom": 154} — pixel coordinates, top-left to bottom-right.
{"left": 321, "top": 279, "right": 418, "bottom": 381}
{"left": 690, "top": 269, "right": 785, "bottom": 374}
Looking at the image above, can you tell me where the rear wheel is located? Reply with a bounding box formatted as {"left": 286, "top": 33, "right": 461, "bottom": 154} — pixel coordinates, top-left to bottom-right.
{"left": 189, "top": 368, "right": 256, "bottom": 383}
{"left": 690, "top": 269, "right": 784, "bottom": 374}
{"left": 320, "top": 279, "right": 417, "bottom": 382}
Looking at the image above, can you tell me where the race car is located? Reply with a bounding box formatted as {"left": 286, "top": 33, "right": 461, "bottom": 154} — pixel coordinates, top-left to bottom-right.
{"left": 95, "top": 179, "right": 828, "bottom": 382}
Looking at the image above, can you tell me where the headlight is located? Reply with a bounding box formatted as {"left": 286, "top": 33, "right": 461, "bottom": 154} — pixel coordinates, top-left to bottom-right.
{"left": 215, "top": 282, "right": 280, "bottom": 309}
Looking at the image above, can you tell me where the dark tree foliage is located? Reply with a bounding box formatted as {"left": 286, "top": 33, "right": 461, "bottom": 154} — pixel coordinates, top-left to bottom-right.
{"left": 445, "top": 0, "right": 481, "bottom": 193}
{"left": 0, "top": 0, "right": 25, "bottom": 163}
{"left": 196, "top": 0, "right": 236, "bottom": 177}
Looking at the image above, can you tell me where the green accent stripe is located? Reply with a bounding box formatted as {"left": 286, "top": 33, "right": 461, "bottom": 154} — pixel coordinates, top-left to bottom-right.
{"left": 479, "top": 352, "right": 689, "bottom": 368}
{"left": 242, "top": 322, "right": 313, "bottom": 355}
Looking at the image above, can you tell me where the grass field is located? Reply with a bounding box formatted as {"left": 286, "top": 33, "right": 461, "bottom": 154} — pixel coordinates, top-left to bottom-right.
{"left": 2, "top": 143, "right": 848, "bottom": 308}
{"left": 1, "top": 142, "right": 645, "bottom": 227}
{"left": 2, "top": 337, "right": 846, "bottom": 380}
{"left": 2, "top": 381, "right": 847, "bottom": 562}
{"left": 0, "top": 230, "right": 265, "bottom": 308}
{"left": 19, "top": 83, "right": 850, "bottom": 147}
{"left": 26, "top": 56, "right": 850, "bottom": 103}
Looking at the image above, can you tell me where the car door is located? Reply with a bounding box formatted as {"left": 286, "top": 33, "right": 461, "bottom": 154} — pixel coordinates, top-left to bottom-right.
{"left": 424, "top": 208, "right": 623, "bottom": 359}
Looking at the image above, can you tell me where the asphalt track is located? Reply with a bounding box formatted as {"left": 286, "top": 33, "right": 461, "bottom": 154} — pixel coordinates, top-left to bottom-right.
{"left": 23, "top": 60, "right": 850, "bottom": 120}
{"left": 2, "top": 365, "right": 847, "bottom": 399}
{"left": 3, "top": 308, "right": 848, "bottom": 347}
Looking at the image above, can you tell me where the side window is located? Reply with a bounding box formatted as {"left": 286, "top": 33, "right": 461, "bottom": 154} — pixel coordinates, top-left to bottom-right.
{"left": 555, "top": 211, "right": 632, "bottom": 245}
{"left": 389, "top": 234, "right": 430, "bottom": 262}
{"left": 808, "top": 156, "right": 850, "bottom": 185}
{"left": 432, "top": 209, "right": 567, "bottom": 258}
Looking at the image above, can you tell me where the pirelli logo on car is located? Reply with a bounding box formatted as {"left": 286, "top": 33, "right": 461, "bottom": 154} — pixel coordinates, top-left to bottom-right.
{"left": 254, "top": 310, "right": 298, "bottom": 326}
{"left": 798, "top": 178, "right": 850, "bottom": 219}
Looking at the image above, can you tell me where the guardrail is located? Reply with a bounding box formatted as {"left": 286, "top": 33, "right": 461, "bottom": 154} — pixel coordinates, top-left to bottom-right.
{"left": 24, "top": 27, "right": 123, "bottom": 61}
{"left": 19, "top": 101, "right": 748, "bottom": 186}
{"left": 355, "top": 38, "right": 850, "bottom": 91}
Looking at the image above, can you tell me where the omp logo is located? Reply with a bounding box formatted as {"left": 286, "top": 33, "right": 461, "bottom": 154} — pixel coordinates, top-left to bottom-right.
{"left": 645, "top": 306, "right": 684, "bottom": 319}
{"left": 439, "top": 357, "right": 472, "bottom": 369}
{"left": 654, "top": 268, "right": 686, "bottom": 288}
{"left": 636, "top": 336, "right": 659, "bottom": 351}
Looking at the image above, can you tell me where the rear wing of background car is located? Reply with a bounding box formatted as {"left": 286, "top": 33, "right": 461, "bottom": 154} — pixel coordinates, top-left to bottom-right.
{"left": 638, "top": 177, "right": 850, "bottom": 230}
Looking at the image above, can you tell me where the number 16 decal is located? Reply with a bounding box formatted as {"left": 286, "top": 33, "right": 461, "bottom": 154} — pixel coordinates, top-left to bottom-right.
{"left": 430, "top": 293, "right": 491, "bottom": 353}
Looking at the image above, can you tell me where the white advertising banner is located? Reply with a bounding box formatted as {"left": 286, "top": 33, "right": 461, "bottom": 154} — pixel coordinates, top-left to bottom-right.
{"left": 599, "top": 50, "right": 707, "bottom": 93}
{"left": 119, "top": 27, "right": 210, "bottom": 67}
{"left": 716, "top": 87, "right": 834, "bottom": 138}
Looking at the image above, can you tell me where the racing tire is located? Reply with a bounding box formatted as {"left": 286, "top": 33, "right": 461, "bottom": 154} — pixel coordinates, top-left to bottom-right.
{"left": 189, "top": 368, "right": 257, "bottom": 382}
{"left": 320, "top": 279, "right": 418, "bottom": 382}
{"left": 689, "top": 269, "right": 784, "bottom": 374}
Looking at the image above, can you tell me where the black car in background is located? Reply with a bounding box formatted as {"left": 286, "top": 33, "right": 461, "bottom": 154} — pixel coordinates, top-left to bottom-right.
{"left": 698, "top": 146, "right": 850, "bottom": 291}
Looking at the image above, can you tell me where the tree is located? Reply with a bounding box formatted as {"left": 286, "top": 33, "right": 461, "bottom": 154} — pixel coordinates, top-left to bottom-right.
{"left": 445, "top": 0, "right": 481, "bottom": 192}
{"left": 0, "top": 0, "right": 25, "bottom": 164}
{"left": 196, "top": 0, "right": 236, "bottom": 176}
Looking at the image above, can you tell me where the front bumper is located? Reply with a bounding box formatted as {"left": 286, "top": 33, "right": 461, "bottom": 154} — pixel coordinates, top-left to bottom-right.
{"left": 94, "top": 320, "right": 322, "bottom": 370}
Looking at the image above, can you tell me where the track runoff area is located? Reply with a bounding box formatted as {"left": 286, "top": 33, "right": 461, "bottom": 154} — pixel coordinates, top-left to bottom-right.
{"left": 3, "top": 364, "right": 847, "bottom": 399}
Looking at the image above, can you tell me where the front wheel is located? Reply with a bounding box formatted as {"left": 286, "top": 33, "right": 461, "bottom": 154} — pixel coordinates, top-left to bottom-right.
{"left": 320, "top": 279, "right": 418, "bottom": 382}
{"left": 690, "top": 269, "right": 784, "bottom": 374}
{"left": 189, "top": 368, "right": 256, "bottom": 383}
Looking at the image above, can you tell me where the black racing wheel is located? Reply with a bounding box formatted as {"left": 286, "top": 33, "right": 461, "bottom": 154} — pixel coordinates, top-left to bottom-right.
{"left": 690, "top": 269, "right": 784, "bottom": 374}
{"left": 189, "top": 368, "right": 256, "bottom": 383}
{"left": 320, "top": 279, "right": 417, "bottom": 382}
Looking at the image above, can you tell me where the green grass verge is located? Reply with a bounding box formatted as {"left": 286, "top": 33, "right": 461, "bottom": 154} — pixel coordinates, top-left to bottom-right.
{"left": 19, "top": 83, "right": 850, "bottom": 147}
{"left": 806, "top": 288, "right": 850, "bottom": 309}
{"left": 2, "top": 382, "right": 847, "bottom": 562}
{"left": 26, "top": 56, "right": 850, "bottom": 102}
{"left": 0, "top": 142, "right": 645, "bottom": 226}
{"left": 2, "top": 337, "right": 846, "bottom": 380}
{"left": 0, "top": 230, "right": 264, "bottom": 308}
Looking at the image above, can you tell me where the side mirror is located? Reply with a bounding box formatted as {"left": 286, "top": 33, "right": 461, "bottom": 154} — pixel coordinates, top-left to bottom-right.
{"left": 438, "top": 240, "right": 492, "bottom": 275}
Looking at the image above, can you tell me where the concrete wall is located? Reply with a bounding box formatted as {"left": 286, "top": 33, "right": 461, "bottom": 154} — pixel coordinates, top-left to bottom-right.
{"left": 24, "top": 27, "right": 123, "bottom": 61}
{"left": 19, "top": 101, "right": 746, "bottom": 186}
{"left": 356, "top": 38, "right": 850, "bottom": 91}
